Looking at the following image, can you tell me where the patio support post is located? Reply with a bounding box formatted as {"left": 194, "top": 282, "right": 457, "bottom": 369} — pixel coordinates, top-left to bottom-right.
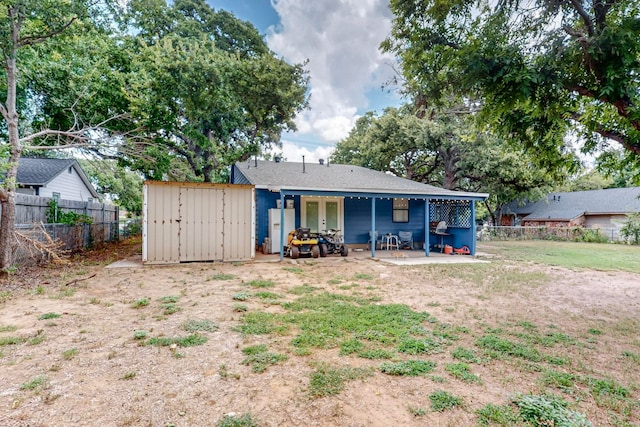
{"left": 471, "top": 201, "right": 476, "bottom": 255}
{"left": 424, "top": 199, "right": 430, "bottom": 256}
{"left": 371, "top": 197, "right": 376, "bottom": 258}
{"left": 279, "top": 193, "right": 285, "bottom": 261}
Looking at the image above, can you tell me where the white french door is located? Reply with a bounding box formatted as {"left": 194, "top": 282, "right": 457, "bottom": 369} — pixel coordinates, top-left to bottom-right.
{"left": 300, "top": 197, "right": 344, "bottom": 234}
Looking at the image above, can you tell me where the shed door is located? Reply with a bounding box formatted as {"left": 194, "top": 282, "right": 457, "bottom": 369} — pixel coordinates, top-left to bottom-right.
{"left": 179, "top": 187, "right": 224, "bottom": 262}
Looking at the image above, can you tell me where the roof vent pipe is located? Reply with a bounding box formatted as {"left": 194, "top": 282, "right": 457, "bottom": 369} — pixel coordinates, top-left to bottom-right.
{"left": 254, "top": 157, "right": 258, "bottom": 167}
{"left": 302, "top": 155, "right": 306, "bottom": 173}
{"left": 319, "top": 158, "right": 324, "bottom": 165}
{"left": 274, "top": 156, "right": 281, "bottom": 163}
{"left": 327, "top": 159, "right": 329, "bottom": 167}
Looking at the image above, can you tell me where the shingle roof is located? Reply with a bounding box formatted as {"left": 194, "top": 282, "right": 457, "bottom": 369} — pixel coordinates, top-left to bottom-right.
{"left": 17, "top": 158, "right": 76, "bottom": 185}
{"left": 504, "top": 187, "right": 640, "bottom": 220}
{"left": 14, "top": 157, "right": 99, "bottom": 198}
{"left": 233, "top": 160, "right": 487, "bottom": 199}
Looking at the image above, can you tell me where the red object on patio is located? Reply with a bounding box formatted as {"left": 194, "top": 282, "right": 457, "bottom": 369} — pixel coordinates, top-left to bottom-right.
{"left": 453, "top": 245, "right": 470, "bottom": 255}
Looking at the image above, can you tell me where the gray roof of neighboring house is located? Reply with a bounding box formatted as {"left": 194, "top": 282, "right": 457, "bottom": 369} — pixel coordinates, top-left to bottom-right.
{"left": 233, "top": 160, "right": 488, "bottom": 200}
{"left": 16, "top": 157, "right": 100, "bottom": 198}
{"left": 504, "top": 187, "right": 640, "bottom": 221}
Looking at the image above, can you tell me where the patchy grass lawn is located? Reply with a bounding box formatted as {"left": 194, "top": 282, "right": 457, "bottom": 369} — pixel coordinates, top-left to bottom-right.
{"left": 0, "top": 239, "right": 639, "bottom": 426}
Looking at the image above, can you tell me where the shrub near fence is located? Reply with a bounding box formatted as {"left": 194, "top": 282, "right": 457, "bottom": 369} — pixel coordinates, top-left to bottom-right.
{"left": 0, "top": 194, "right": 120, "bottom": 266}
{"left": 479, "top": 226, "right": 622, "bottom": 243}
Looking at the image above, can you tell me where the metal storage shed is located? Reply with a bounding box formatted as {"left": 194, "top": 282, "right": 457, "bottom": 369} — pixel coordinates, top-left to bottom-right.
{"left": 143, "top": 181, "right": 255, "bottom": 264}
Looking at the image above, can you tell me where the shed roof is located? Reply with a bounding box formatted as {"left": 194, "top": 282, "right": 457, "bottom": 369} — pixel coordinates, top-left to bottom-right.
{"left": 233, "top": 160, "right": 487, "bottom": 200}
{"left": 504, "top": 187, "right": 640, "bottom": 221}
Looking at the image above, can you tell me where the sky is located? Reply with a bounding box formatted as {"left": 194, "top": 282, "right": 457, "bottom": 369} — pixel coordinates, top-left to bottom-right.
{"left": 207, "top": 0, "right": 402, "bottom": 163}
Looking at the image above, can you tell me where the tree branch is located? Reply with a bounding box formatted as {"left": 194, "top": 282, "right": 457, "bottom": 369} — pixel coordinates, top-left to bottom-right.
{"left": 567, "top": 0, "right": 594, "bottom": 37}
{"left": 18, "top": 17, "right": 77, "bottom": 47}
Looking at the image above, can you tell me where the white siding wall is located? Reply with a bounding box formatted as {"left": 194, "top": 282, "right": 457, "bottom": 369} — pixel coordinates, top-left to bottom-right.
{"left": 40, "top": 167, "right": 95, "bottom": 201}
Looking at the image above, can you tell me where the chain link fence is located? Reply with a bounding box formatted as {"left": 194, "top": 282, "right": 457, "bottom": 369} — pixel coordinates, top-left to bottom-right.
{"left": 478, "top": 226, "right": 625, "bottom": 243}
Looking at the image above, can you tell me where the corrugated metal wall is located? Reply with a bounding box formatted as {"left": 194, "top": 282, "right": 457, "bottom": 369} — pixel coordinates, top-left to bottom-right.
{"left": 143, "top": 182, "right": 255, "bottom": 264}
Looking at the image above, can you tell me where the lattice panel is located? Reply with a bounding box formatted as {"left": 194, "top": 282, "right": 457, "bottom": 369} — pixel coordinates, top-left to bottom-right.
{"left": 429, "top": 200, "right": 472, "bottom": 228}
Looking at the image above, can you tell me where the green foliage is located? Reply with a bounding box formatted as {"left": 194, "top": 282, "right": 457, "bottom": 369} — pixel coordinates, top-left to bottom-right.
{"left": 0, "top": 335, "right": 27, "bottom": 346}
{"left": 145, "top": 334, "right": 208, "bottom": 347}
{"left": 573, "top": 228, "right": 610, "bottom": 243}
{"left": 79, "top": 160, "right": 143, "bottom": 215}
{"left": 476, "top": 334, "right": 542, "bottom": 362}
{"left": 246, "top": 279, "right": 275, "bottom": 288}
{"left": 20, "top": 375, "right": 48, "bottom": 392}
{"left": 120, "top": 0, "right": 309, "bottom": 182}
{"left": 513, "top": 394, "right": 592, "bottom": 427}
{"left": 308, "top": 363, "right": 372, "bottom": 398}
{"left": 585, "top": 377, "right": 630, "bottom": 398}
{"left": 133, "top": 330, "right": 148, "bottom": 340}
{"left": 541, "top": 370, "right": 576, "bottom": 391}
{"left": 339, "top": 338, "right": 365, "bottom": 355}
{"left": 620, "top": 213, "right": 640, "bottom": 245}
{"left": 384, "top": 0, "right": 640, "bottom": 174}
{"left": 240, "top": 345, "right": 287, "bottom": 373}
{"left": 331, "top": 105, "right": 558, "bottom": 224}
{"left": 62, "top": 347, "right": 78, "bottom": 360}
{"left": 451, "top": 346, "right": 479, "bottom": 363}
{"left": 46, "top": 200, "right": 92, "bottom": 225}
{"left": 216, "top": 413, "right": 258, "bottom": 427}
{"left": 621, "top": 350, "right": 640, "bottom": 364}
{"left": 397, "top": 337, "right": 446, "bottom": 355}
{"left": 429, "top": 390, "right": 462, "bottom": 412}
{"left": 182, "top": 319, "right": 218, "bottom": 333}
{"left": 445, "top": 362, "right": 482, "bottom": 384}
{"left": 379, "top": 360, "right": 436, "bottom": 376}
{"left": 38, "top": 312, "right": 61, "bottom": 320}
{"left": 232, "top": 292, "right": 251, "bottom": 301}
{"left": 131, "top": 298, "right": 150, "bottom": 308}
{"left": 476, "top": 403, "right": 521, "bottom": 426}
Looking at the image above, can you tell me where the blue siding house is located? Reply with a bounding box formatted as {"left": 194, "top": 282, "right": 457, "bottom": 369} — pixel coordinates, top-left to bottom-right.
{"left": 231, "top": 159, "right": 487, "bottom": 258}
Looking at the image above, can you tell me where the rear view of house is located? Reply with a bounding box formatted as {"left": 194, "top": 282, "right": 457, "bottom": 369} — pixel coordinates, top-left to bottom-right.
{"left": 231, "top": 159, "right": 488, "bottom": 257}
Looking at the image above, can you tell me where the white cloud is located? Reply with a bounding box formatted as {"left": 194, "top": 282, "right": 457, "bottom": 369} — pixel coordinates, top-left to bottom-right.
{"left": 271, "top": 140, "right": 335, "bottom": 164}
{"left": 267, "top": 0, "right": 396, "bottom": 143}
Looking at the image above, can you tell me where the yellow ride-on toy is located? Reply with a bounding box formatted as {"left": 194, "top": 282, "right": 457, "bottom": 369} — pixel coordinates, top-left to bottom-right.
{"left": 285, "top": 227, "right": 320, "bottom": 259}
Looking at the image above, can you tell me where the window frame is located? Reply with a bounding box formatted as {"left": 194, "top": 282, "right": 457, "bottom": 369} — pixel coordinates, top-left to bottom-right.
{"left": 392, "top": 198, "right": 409, "bottom": 223}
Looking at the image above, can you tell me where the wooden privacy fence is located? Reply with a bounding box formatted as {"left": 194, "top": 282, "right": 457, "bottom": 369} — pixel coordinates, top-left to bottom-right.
{"left": 1, "top": 194, "right": 119, "bottom": 266}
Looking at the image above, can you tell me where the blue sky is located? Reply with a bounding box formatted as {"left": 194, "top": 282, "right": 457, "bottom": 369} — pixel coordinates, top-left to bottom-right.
{"left": 206, "top": 0, "right": 401, "bottom": 162}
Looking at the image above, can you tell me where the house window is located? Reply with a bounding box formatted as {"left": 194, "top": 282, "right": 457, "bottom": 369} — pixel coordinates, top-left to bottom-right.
{"left": 68, "top": 167, "right": 73, "bottom": 174}
{"left": 392, "top": 198, "right": 409, "bottom": 222}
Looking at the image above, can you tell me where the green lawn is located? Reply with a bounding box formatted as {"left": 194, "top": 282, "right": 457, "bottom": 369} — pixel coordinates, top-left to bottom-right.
{"left": 478, "top": 240, "right": 640, "bottom": 273}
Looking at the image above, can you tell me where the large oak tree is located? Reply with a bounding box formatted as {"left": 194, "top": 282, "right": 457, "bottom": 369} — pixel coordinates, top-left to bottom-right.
{"left": 331, "top": 106, "right": 558, "bottom": 224}
{"left": 382, "top": 0, "right": 640, "bottom": 171}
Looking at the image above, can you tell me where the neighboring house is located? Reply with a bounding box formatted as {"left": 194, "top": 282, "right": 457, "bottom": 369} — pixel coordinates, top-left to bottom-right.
{"left": 499, "top": 187, "right": 640, "bottom": 230}
{"left": 231, "top": 159, "right": 488, "bottom": 257}
{"left": 15, "top": 158, "right": 100, "bottom": 202}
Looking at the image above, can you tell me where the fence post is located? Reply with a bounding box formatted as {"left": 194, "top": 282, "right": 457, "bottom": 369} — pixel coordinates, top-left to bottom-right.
{"left": 84, "top": 201, "right": 89, "bottom": 247}
{"left": 115, "top": 206, "right": 120, "bottom": 241}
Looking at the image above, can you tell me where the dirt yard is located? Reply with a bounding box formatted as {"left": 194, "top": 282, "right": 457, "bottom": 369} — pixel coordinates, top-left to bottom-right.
{"left": 0, "top": 240, "right": 638, "bottom": 426}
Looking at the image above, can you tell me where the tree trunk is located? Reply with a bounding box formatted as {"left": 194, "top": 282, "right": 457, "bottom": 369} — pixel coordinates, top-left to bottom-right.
{"left": 0, "top": 26, "right": 22, "bottom": 278}
{"left": 0, "top": 187, "right": 17, "bottom": 279}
